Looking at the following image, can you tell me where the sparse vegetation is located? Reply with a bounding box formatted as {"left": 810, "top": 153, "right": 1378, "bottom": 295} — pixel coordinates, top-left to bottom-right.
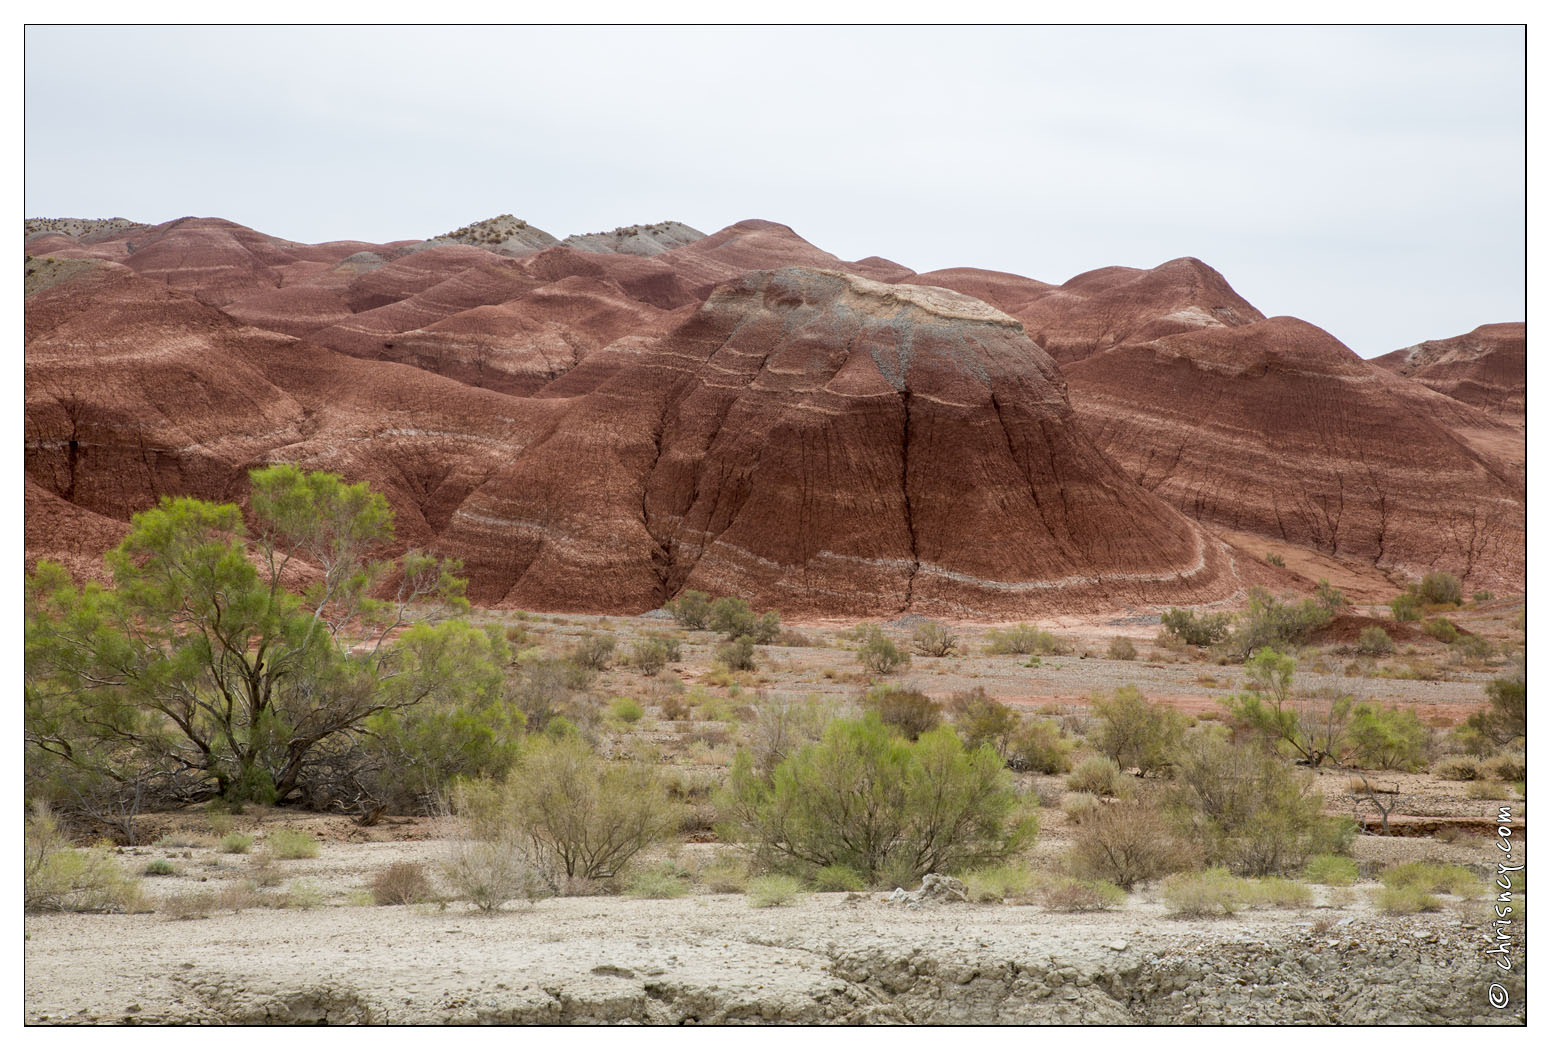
{"left": 1301, "top": 854, "right": 1359, "bottom": 886}
{"left": 716, "top": 636, "right": 758, "bottom": 672}
{"left": 372, "top": 862, "right": 435, "bottom": 906}
{"left": 1418, "top": 572, "right": 1463, "bottom": 606}
{"left": 1066, "top": 796, "right": 1187, "bottom": 890}
{"left": 862, "top": 685, "right": 942, "bottom": 740}
{"left": 266, "top": 829, "right": 320, "bottom": 860}
{"left": 856, "top": 627, "right": 910, "bottom": 675}
{"left": 911, "top": 620, "right": 957, "bottom": 657}
{"left": 984, "top": 623, "right": 1060, "bottom": 656}
{"left": 1159, "top": 608, "right": 1231, "bottom": 647}
{"left": 1089, "top": 686, "right": 1185, "bottom": 777}
{"left": 1065, "top": 756, "right": 1131, "bottom": 797}
{"left": 747, "top": 874, "right": 803, "bottom": 907}
{"left": 1355, "top": 626, "right": 1395, "bottom": 656}
{"left": 1106, "top": 636, "right": 1137, "bottom": 661}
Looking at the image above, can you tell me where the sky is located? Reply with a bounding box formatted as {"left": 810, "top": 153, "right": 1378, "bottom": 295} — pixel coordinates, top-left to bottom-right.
{"left": 23, "top": 24, "right": 1526, "bottom": 357}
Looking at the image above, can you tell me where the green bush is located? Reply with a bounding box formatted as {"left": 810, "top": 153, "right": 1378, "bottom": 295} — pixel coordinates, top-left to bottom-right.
{"left": 962, "top": 862, "right": 1037, "bottom": 903}
{"left": 812, "top": 864, "right": 867, "bottom": 892}
{"left": 1159, "top": 608, "right": 1231, "bottom": 647}
{"left": 1168, "top": 735, "right": 1341, "bottom": 876}
{"left": 863, "top": 685, "right": 942, "bottom": 740}
{"left": 1066, "top": 796, "right": 1188, "bottom": 890}
{"left": 856, "top": 627, "right": 910, "bottom": 675}
{"left": 1423, "top": 618, "right": 1459, "bottom": 644}
{"left": 266, "top": 829, "right": 320, "bottom": 860}
{"left": 1451, "top": 634, "right": 1493, "bottom": 661}
{"left": 1065, "top": 756, "right": 1131, "bottom": 797}
{"left": 629, "top": 636, "right": 680, "bottom": 675}
{"left": 947, "top": 688, "right": 1018, "bottom": 756}
{"left": 609, "top": 697, "right": 645, "bottom": 724}
{"left": 1347, "top": 704, "right": 1429, "bottom": 771}
{"left": 461, "top": 736, "right": 681, "bottom": 884}
{"left": 1223, "top": 648, "right": 1351, "bottom": 767}
{"left": 1242, "top": 876, "right": 1313, "bottom": 908}
{"left": 1484, "top": 754, "right": 1526, "bottom": 783}
{"left": 1264, "top": 552, "right": 1285, "bottom": 567}
{"left": 1380, "top": 862, "right": 1477, "bottom": 897}
{"left": 625, "top": 863, "right": 690, "bottom": 899}
{"left": 1375, "top": 884, "right": 1442, "bottom": 914}
{"left": 1008, "top": 719, "right": 1073, "bottom": 774}
{"left": 984, "top": 623, "right": 1059, "bottom": 656}
{"left": 716, "top": 636, "right": 758, "bottom": 672}
{"left": 666, "top": 590, "right": 711, "bottom": 629}
{"left": 1389, "top": 591, "right": 1423, "bottom": 622}
{"left": 720, "top": 714, "right": 1032, "bottom": 884}
{"left": 569, "top": 631, "right": 616, "bottom": 671}
{"left": 1314, "top": 579, "right": 1347, "bottom": 614}
{"left": 1355, "top": 626, "right": 1395, "bottom": 656}
{"left": 24, "top": 804, "right": 148, "bottom": 913}
{"left": 709, "top": 597, "right": 756, "bottom": 639}
{"left": 1106, "top": 636, "right": 1137, "bottom": 661}
{"left": 1163, "top": 868, "right": 1247, "bottom": 917}
{"left": 1418, "top": 572, "right": 1463, "bottom": 606}
{"left": 219, "top": 832, "right": 254, "bottom": 854}
{"left": 1467, "top": 665, "right": 1526, "bottom": 746}
{"left": 912, "top": 620, "right": 957, "bottom": 657}
{"left": 1473, "top": 590, "right": 1495, "bottom": 604}
{"left": 1225, "top": 589, "right": 1333, "bottom": 659}
{"left": 747, "top": 874, "right": 804, "bottom": 907}
{"left": 1090, "top": 686, "right": 1184, "bottom": 777}
{"left": 1301, "top": 854, "right": 1358, "bottom": 886}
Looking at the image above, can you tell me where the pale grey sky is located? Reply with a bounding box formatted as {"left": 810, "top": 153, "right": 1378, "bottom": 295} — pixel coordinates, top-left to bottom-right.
{"left": 23, "top": 24, "right": 1525, "bottom": 357}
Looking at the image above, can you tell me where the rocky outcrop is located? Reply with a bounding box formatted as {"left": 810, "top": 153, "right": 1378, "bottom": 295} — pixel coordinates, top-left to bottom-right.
{"left": 1372, "top": 322, "right": 1525, "bottom": 424}
{"left": 1064, "top": 316, "right": 1525, "bottom": 591}
{"left": 562, "top": 220, "right": 706, "bottom": 256}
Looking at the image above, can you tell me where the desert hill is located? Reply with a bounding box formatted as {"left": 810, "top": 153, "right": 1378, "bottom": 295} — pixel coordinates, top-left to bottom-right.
{"left": 23, "top": 214, "right": 1525, "bottom": 611}
{"left": 1371, "top": 322, "right": 1525, "bottom": 424}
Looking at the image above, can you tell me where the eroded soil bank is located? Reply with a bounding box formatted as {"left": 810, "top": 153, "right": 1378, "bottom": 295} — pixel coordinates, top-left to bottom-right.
{"left": 24, "top": 894, "right": 1524, "bottom": 1025}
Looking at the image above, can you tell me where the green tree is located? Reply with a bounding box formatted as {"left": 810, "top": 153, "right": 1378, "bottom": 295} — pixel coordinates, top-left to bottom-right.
{"left": 1466, "top": 662, "right": 1526, "bottom": 746}
{"left": 25, "top": 466, "right": 471, "bottom": 814}
{"left": 1090, "top": 686, "right": 1185, "bottom": 777}
{"left": 1222, "top": 648, "right": 1350, "bottom": 767}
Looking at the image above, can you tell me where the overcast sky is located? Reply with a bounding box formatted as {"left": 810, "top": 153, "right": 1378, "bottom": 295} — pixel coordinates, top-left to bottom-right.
{"left": 24, "top": 25, "right": 1525, "bottom": 357}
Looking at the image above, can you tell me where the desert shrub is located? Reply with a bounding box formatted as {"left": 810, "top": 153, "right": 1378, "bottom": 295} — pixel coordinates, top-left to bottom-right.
{"left": 1418, "top": 572, "right": 1463, "bottom": 606}
{"left": 1106, "top": 636, "right": 1138, "bottom": 661}
{"left": 442, "top": 837, "right": 545, "bottom": 911}
{"left": 625, "top": 862, "right": 690, "bottom": 899}
{"left": 912, "top": 620, "right": 958, "bottom": 657}
{"left": 665, "top": 590, "right": 711, "bottom": 629}
{"left": 1473, "top": 590, "right": 1495, "bottom": 603}
{"left": 1065, "top": 756, "right": 1131, "bottom": 797}
{"left": 1389, "top": 591, "right": 1423, "bottom": 622}
{"left": 1264, "top": 552, "right": 1285, "bottom": 567}
{"left": 1314, "top": 579, "right": 1347, "bottom": 614}
{"left": 507, "top": 659, "right": 586, "bottom": 732}
{"left": 24, "top": 804, "right": 147, "bottom": 913}
{"left": 1167, "top": 735, "right": 1339, "bottom": 876}
{"left": 984, "top": 623, "right": 1059, "bottom": 656}
{"left": 1062, "top": 792, "right": 1102, "bottom": 825}
{"left": 749, "top": 611, "right": 782, "bottom": 645}
{"left": 1243, "top": 876, "right": 1313, "bottom": 908}
{"left": 948, "top": 688, "right": 1018, "bottom": 756}
{"left": 746, "top": 694, "right": 838, "bottom": 775}
{"left": 219, "top": 832, "right": 254, "bottom": 854}
{"left": 716, "top": 636, "right": 758, "bottom": 672}
{"left": 1346, "top": 704, "right": 1429, "bottom": 771}
{"left": 1375, "top": 884, "right": 1442, "bottom": 914}
{"left": 609, "top": 697, "right": 645, "bottom": 724}
{"left": 708, "top": 597, "right": 755, "bottom": 638}
{"left": 1423, "top": 618, "right": 1459, "bottom": 644}
{"left": 1090, "top": 686, "right": 1185, "bottom": 777}
{"left": 1467, "top": 664, "right": 1526, "bottom": 746}
{"left": 1355, "top": 627, "right": 1395, "bottom": 656}
{"left": 1484, "top": 754, "right": 1526, "bottom": 783}
{"left": 143, "top": 858, "right": 176, "bottom": 876}
{"left": 856, "top": 627, "right": 910, "bottom": 675}
{"left": 863, "top": 685, "right": 942, "bottom": 740}
{"left": 372, "top": 862, "right": 435, "bottom": 906}
{"left": 659, "top": 691, "right": 691, "bottom": 722}
{"left": 162, "top": 890, "right": 218, "bottom": 920}
{"left": 1381, "top": 861, "right": 1477, "bottom": 897}
{"left": 1163, "top": 868, "right": 1247, "bottom": 917}
{"left": 1066, "top": 796, "right": 1188, "bottom": 890}
{"left": 812, "top": 864, "right": 867, "bottom": 892}
{"left": 693, "top": 861, "right": 748, "bottom": 897}
{"left": 279, "top": 880, "right": 325, "bottom": 910}
{"left": 569, "top": 631, "right": 616, "bottom": 671}
{"left": 1451, "top": 634, "right": 1493, "bottom": 662}
{"left": 1223, "top": 649, "right": 1351, "bottom": 768}
{"left": 1008, "top": 719, "right": 1074, "bottom": 774}
{"left": 1466, "top": 781, "right": 1508, "bottom": 800}
{"left": 265, "top": 829, "right": 320, "bottom": 860}
{"left": 747, "top": 874, "right": 803, "bottom": 907}
{"left": 1039, "top": 876, "right": 1126, "bottom": 912}
{"left": 1159, "top": 608, "right": 1231, "bottom": 647}
{"left": 1225, "top": 589, "right": 1333, "bottom": 659}
{"left": 960, "top": 862, "right": 1038, "bottom": 903}
{"left": 481, "top": 736, "right": 681, "bottom": 885}
{"left": 1434, "top": 756, "right": 1481, "bottom": 781}
{"left": 721, "top": 714, "right": 1032, "bottom": 884}
{"left": 629, "top": 637, "right": 676, "bottom": 675}
{"left": 774, "top": 629, "right": 813, "bottom": 647}
{"left": 1301, "top": 854, "right": 1359, "bottom": 886}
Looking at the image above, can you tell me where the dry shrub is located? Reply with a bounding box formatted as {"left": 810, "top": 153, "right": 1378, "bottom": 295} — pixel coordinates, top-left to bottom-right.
{"left": 442, "top": 837, "right": 547, "bottom": 912}
{"left": 1163, "top": 868, "right": 1246, "bottom": 917}
{"left": 1106, "top": 636, "right": 1138, "bottom": 661}
{"left": 1434, "top": 756, "right": 1481, "bottom": 781}
{"left": 1038, "top": 876, "right": 1126, "bottom": 912}
{"left": 162, "top": 890, "right": 218, "bottom": 921}
{"left": 217, "top": 880, "right": 264, "bottom": 912}
{"left": 24, "top": 803, "right": 148, "bottom": 914}
{"left": 1065, "top": 756, "right": 1131, "bottom": 797}
{"left": 863, "top": 685, "right": 941, "bottom": 740}
{"left": 1066, "top": 797, "right": 1188, "bottom": 890}
{"left": 373, "top": 862, "right": 435, "bottom": 906}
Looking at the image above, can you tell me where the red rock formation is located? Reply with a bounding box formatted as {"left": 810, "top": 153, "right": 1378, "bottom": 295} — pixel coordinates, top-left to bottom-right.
{"left": 909, "top": 257, "right": 1265, "bottom": 364}
{"left": 1064, "top": 316, "right": 1525, "bottom": 591}
{"left": 1371, "top": 323, "right": 1525, "bottom": 424}
{"left": 435, "top": 267, "right": 1242, "bottom": 616}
